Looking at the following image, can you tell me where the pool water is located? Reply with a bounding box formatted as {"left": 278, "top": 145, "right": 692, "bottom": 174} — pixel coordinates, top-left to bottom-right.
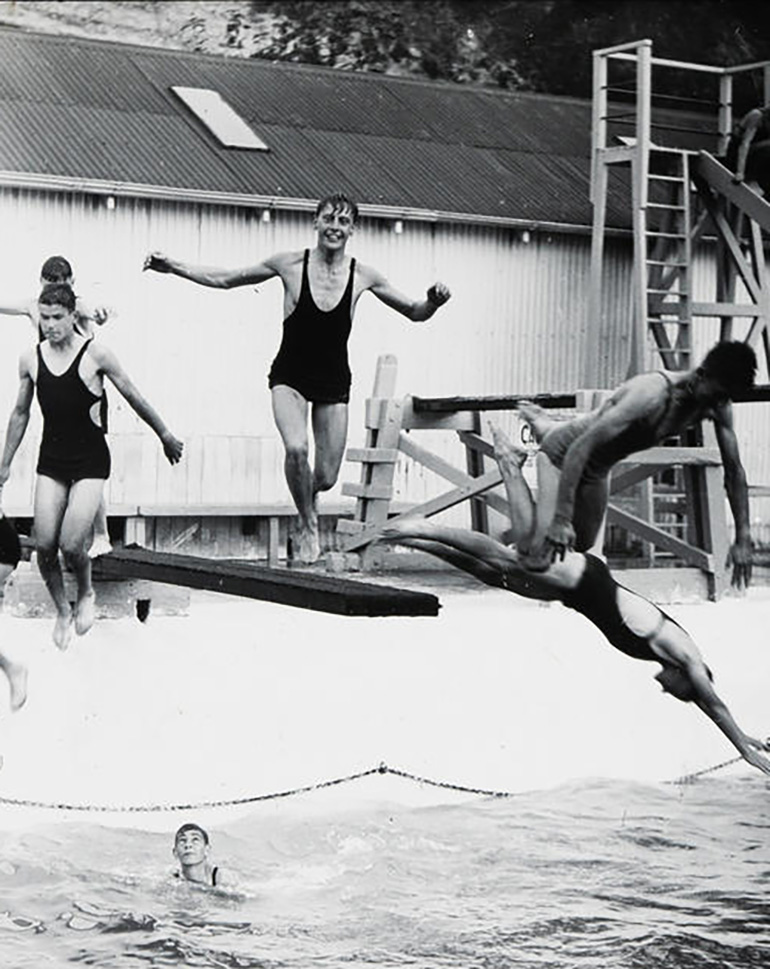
{"left": 0, "top": 775, "right": 768, "bottom": 968}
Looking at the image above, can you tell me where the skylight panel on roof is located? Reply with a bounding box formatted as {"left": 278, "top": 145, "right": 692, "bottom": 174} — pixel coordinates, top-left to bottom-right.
{"left": 171, "top": 86, "right": 268, "bottom": 150}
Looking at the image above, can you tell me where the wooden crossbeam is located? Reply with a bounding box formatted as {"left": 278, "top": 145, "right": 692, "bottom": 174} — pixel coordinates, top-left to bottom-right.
{"left": 695, "top": 151, "right": 770, "bottom": 233}
{"left": 606, "top": 507, "right": 713, "bottom": 570}
{"left": 93, "top": 547, "right": 440, "bottom": 617}
{"left": 341, "top": 468, "right": 504, "bottom": 552}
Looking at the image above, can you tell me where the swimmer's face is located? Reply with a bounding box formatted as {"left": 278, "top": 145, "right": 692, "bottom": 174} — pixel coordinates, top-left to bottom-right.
{"left": 38, "top": 301, "right": 77, "bottom": 344}
{"left": 174, "top": 829, "right": 209, "bottom": 866}
{"left": 694, "top": 372, "right": 732, "bottom": 410}
{"left": 315, "top": 203, "right": 355, "bottom": 249}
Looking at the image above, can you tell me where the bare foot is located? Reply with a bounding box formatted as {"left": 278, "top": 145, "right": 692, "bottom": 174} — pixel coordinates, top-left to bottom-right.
{"left": 379, "top": 517, "right": 431, "bottom": 543}
{"left": 489, "top": 423, "right": 529, "bottom": 470}
{"left": 75, "top": 590, "right": 96, "bottom": 636}
{"left": 515, "top": 400, "right": 557, "bottom": 442}
{"left": 292, "top": 524, "right": 320, "bottom": 565}
{"left": 53, "top": 609, "right": 74, "bottom": 651}
{"left": 6, "top": 663, "right": 28, "bottom": 712}
{"left": 88, "top": 534, "right": 113, "bottom": 559}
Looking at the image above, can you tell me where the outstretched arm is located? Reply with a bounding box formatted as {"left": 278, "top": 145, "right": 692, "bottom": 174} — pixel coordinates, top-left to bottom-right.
{"left": 689, "top": 664, "right": 770, "bottom": 775}
{"left": 0, "top": 356, "right": 35, "bottom": 497}
{"left": 0, "top": 297, "right": 36, "bottom": 323}
{"left": 91, "top": 345, "right": 183, "bottom": 465}
{"left": 733, "top": 109, "right": 762, "bottom": 182}
{"left": 365, "top": 265, "right": 451, "bottom": 321}
{"left": 654, "top": 624, "right": 770, "bottom": 774}
{"left": 713, "top": 404, "right": 752, "bottom": 589}
{"left": 143, "top": 251, "right": 281, "bottom": 289}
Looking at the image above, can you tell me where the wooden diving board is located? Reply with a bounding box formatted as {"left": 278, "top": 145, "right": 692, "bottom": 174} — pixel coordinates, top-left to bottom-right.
{"left": 412, "top": 393, "right": 577, "bottom": 413}
{"left": 411, "top": 387, "right": 770, "bottom": 411}
{"left": 93, "top": 547, "right": 440, "bottom": 618}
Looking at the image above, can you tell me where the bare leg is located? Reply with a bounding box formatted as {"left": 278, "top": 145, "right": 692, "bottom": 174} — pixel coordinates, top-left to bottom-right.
{"left": 271, "top": 386, "right": 317, "bottom": 563}
{"left": 381, "top": 519, "right": 519, "bottom": 574}
{"left": 89, "top": 494, "right": 112, "bottom": 558}
{"left": 59, "top": 479, "right": 104, "bottom": 636}
{"left": 389, "top": 535, "right": 505, "bottom": 588}
{"left": 309, "top": 402, "right": 349, "bottom": 562}
{"left": 0, "top": 655, "right": 28, "bottom": 712}
{"left": 515, "top": 450, "right": 562, "bottom": 570}
{"left": 34, "top": 475, "right": 73, "bottom": 649}
{"left": 489, "top": 423, "right": 535, "bottom": 547}
{"left": 572, "top": 475, "right": 609, "bottom": 553}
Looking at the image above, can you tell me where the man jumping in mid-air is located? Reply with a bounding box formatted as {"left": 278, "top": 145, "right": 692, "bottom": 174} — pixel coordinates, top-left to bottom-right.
{"left": 516, "top": 340, "right": 756, "bottom": 587}
{"left": 145, "top": 192, "right": 451, "bottom": 563}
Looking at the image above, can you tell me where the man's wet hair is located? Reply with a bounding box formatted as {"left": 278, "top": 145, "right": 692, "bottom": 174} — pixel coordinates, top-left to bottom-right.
{"left": 699, "top": 341, "right": 757, "bottom": 397}
{"left": 315, "top": 193, "right": 359, "bottom": 224}
{"left": 174, "top": 823, "right": 209, "bottom": 845}
{"left": 40, "top": 255, "right": 73, "bottom": 283}
{"left": 0, "top": 517, "right": 20, "bottom": 568}
{"left": 39, "top": 282, "right": 77, "bottom": 313}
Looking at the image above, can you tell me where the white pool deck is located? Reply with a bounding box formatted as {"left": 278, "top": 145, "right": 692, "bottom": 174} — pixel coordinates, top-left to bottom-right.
{"left": 0, "top": 575, "right": 768, "bottom": 830}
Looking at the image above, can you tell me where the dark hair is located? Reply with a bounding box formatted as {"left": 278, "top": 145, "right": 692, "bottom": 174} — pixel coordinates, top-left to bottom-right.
{"left": 38, "top": 282, "right": 77, "bottom": 313}
{"left": 40, "top": 255, "right": 73, "bottom": 283}
{"left": 0, "top": 517, "right": 20, "bottom": 568}
{"left": 699, "top": 341, "right": 757, "bottom": 396}
{"left": 174, "top": 823, "right": 209, "bottom": 845}
{"left": 315, "top": 193, "right": 359, "bottom": 224}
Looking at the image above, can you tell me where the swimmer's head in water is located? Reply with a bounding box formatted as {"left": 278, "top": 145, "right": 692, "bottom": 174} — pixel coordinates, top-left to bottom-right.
{"left": 173, "top": 823, "right": 210, "bottom": 866}
{"left": 655, "top": 663, "right": 713, "bottom": 703}
{"left": 0, "top": 517, "right": 20, "bottom": 569}
{"left": 175, "top": 822, "right": 209, "bottom": 846}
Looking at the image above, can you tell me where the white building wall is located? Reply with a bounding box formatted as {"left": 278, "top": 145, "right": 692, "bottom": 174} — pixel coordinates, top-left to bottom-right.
{"left": 0, "top": 187, "right": 767, "bottom": 536}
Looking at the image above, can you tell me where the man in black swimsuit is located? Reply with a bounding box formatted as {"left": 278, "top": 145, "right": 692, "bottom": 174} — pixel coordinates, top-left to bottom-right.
{"left": 378, "top": 426, "right": 770, "bottom": 777}
{"left": 144, "top": 193, "right": 451, "bottom": 563}
{"left": 0, "top": 255, "right": 113, "bottom": 557}
{"left": 0, "top": 284, "right": 183, "bottom": 649}
{"left": 516, "top": 341, "right": 756, "bottom": 586}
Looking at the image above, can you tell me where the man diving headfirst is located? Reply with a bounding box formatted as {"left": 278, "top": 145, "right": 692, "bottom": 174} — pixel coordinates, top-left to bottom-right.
{"left": 379, "top": 425, "right": 770, "bottom": 776}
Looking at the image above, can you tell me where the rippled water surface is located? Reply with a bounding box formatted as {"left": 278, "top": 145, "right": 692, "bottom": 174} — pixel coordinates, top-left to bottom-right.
{"left": 0, "top": 776, "right": 768, "bottom": 968}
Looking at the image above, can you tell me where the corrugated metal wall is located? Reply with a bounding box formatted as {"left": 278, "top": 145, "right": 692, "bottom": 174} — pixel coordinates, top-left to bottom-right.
{"left": 0, "top": 187, "right": 767, "bottom": 536}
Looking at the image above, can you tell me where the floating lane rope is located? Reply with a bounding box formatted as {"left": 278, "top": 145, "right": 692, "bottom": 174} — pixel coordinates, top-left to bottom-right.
{"left": 0, "top": 754, "right": 754, "bottom": 813}
{"left": 0, "top": 763, "right": 515, "bottom": 814}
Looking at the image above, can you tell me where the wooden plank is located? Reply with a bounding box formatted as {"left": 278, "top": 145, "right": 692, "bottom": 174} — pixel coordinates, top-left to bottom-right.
{"left": 411, "top": 393, "right": 577, "bottom": 413}
{"left": 341, "top": 482, "right": 394, "bottom": 500}
{"left": 345, "top": 447, "right": 400, "bottom": 464}
{"left": 616, "top": 446, "right": 721, "bottom": 466}
{"left": 691, "top": 302, "right": 762, "bottom": 318}
{"left": 93, "top": 547, "right": 440, "bottom": 617}
{"left": 695, "top": 151, "right": 770, "bottom": 233}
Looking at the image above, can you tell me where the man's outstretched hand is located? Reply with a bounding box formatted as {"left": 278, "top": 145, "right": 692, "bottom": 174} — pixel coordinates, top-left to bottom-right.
{"left": 544, "top": 516, "right": 576, "bottom": 563}
{"left": 426, "top": 282, "right": 451, "bottom": 307}
{"left": 726, "top": 539, "right": 753, "bottom": 590}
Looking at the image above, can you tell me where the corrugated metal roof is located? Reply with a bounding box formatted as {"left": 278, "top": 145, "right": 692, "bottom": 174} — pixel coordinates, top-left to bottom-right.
{"left": 0, "top": 27, "right": 689, "bottom": 228}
